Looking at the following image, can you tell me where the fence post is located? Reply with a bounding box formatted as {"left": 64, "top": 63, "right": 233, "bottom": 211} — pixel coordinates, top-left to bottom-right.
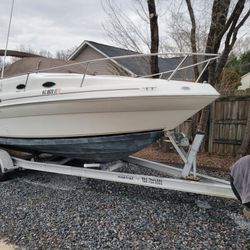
{"left": 238, "top": 105, "right": 250, "bottom": 156}
{"left": 208, "top": 102, "right": 215, "bottom": 153}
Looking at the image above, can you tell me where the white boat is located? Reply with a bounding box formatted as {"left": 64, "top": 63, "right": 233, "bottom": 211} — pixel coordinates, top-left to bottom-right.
{"left": 0, "top": 53, "right": 220, "bottom": 162}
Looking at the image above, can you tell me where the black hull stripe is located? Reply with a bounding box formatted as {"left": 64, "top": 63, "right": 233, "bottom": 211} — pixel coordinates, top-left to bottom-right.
{"left": 0, "top": 131, "right": 164, "bottom": 163}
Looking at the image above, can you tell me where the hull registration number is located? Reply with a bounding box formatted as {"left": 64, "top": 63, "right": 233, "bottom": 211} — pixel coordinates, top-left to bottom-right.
{"left": 42, "top": 88, "right": 61, "bottom": 95}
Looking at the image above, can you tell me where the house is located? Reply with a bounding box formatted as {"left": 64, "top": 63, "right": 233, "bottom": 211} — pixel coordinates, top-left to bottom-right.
{"left": 68, "top": 40, "right": 195, "bottom": 80}
{"left": 238, "top": 72, "right": 250, "bottom": 90}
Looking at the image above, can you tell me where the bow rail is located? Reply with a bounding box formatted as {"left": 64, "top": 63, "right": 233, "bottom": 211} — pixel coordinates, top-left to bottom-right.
{"left": 36, "top": 52, "right": 219, "bottom": 81}
{"left": 1, "top": 52, "right": 220, "bottom": 90}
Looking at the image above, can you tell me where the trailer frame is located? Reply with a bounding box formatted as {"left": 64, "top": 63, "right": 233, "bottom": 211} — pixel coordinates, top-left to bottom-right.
{"left": 0, "top": 133, "right": 236, "bottom": 199}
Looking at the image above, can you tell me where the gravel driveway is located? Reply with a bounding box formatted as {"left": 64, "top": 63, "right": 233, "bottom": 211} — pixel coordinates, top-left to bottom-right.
{"left": 0, "top": 163, "right": 249, "bottom": 249}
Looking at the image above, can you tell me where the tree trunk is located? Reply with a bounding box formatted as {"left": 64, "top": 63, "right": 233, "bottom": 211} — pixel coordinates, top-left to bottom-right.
{"left": 197, "top": 105, "right": 210, "bottom": 132}
{"left": 238, "top": 106, "right": 250, "bottom": 156}
{"left": 147, "top": 0, "right": 159, "bottom": 77}
{"left": 185, "top": 0, "right": 202, "bottom": 138}
{"left": 185, "top": 0, "right": 199, "bottom": 80}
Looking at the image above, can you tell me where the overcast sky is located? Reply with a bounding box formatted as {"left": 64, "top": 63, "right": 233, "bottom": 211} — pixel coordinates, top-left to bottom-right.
{"left": 0, "top": 0, "right": 249, "bottom": 56}
{"left": 0, "top": 0, "right": 135, "bottom": 54}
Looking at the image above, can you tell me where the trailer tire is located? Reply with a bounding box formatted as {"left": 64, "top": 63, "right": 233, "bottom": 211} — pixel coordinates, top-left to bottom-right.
{"left": 0, "top": 168, "right": 6, "bottom": 182}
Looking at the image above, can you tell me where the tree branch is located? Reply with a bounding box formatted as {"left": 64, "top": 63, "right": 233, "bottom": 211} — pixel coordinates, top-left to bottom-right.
{"left": 214, "top": 0, "right": 246, "bottom": 48}
{"left": 215, "top": 8, "right": 250, "bottom": 83}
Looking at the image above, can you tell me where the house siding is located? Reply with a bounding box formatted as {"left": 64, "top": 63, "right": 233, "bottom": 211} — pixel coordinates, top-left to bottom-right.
{"left": 72, "top": 46, "right": 128, "bottom": 76}
{"left": 238, "top": 73, "right": 250, "bottom": 90}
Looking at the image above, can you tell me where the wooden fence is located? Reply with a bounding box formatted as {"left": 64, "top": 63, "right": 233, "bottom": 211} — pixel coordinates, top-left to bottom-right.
{"left": 175, "top": 91, "right": 250, "bottom": 156}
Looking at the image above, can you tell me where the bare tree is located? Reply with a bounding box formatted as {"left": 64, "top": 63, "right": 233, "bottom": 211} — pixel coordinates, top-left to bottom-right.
{"left": 56, "top": 47, "right": 77, "bottom": 60}
{"left": 102, "top": 0, "right": 150, "bottom": 52}
{"left": 39, "top": 49, "right": 53, "bottom": 58}
{"left": 164, "top": 13, "right": 192, "bottom": 52}
{"left": 165, "top": 2, "right": 211, "bottom": 53}
{"left": 102, "top": 0, "right": 160, "bottom": 75}
{"left": 184, "top": 0, "right": 250, "bottom": 133}
{"left": 204, "top": 0, "right": 250, "bottom": 85}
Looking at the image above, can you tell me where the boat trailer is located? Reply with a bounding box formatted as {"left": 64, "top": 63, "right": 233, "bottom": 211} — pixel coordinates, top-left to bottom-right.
{"left": 0, "top": 132, "right": 235, "bottom": 199}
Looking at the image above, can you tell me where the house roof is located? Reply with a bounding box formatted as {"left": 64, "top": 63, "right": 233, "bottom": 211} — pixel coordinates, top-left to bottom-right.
{"left": 4, "top": 57, "right": 92, "bottom": 77}
{"left": 68, "top": 40, "right": 194, "bottom": 79}
{"left": 68, "top": 41, "right": 137, "bottom": 60}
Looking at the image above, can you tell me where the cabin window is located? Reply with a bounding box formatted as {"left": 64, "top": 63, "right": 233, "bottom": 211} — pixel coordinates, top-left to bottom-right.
{"left": 16, "top": 84, "right": 26, "bottom": 90}
{"left": 42, "top": 82, "right": 56, "bottom": 88}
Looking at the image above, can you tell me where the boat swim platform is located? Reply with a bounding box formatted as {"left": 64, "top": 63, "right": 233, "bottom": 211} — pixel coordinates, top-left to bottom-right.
{"left": 0, "top": 133, "right": 236, "bottom": 199}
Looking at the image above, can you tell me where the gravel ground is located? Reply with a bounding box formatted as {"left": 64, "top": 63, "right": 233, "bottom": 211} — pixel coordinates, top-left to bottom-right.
{"left": 0, "top": 162, "right": 249, "bottom": 250}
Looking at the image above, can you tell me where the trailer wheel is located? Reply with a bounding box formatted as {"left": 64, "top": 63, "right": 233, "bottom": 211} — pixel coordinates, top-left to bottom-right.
{"left": 0, "top": 149, "right": 15, "bottom": 181}
{"left": 0, "top": 168, "right": 6, "bottom": 182}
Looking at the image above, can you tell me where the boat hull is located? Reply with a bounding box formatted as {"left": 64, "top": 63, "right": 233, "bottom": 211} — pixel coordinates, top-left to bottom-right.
{"left": 0, "top": 95, "right": 216, "bottom": 138}
{"left": 0, "top": 130, "right": 163, "bottom": 163}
